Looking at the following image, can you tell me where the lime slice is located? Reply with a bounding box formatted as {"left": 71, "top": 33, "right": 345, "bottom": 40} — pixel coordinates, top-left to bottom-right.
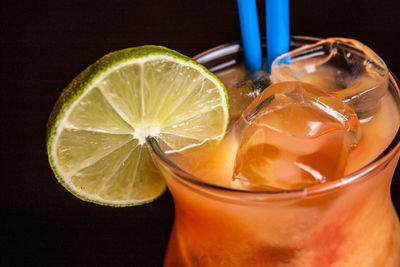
{"left": 46, "top": 45, "right": 229, "bottom": 206}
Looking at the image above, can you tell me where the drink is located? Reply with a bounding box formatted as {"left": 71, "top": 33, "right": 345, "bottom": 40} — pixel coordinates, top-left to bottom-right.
{"left": 149, "top": 37, "right": 400, "bottom": 266}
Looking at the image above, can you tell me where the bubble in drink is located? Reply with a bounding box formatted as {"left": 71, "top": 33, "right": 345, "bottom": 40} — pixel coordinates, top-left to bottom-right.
{"left": 232, "top": 81, "right": 360, "bottom": 190}
{"left": 270, "top": 38, "right": 388, "bottom": 121}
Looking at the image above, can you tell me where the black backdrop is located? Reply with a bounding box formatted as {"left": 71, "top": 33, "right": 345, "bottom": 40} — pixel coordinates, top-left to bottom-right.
{"left": 1, "top": 0, "right": 400, "bottom": 266}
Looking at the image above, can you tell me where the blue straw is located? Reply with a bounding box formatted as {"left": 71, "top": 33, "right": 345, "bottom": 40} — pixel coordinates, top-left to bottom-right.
{"left": 266, "top": 0, "right": 290, "bottom": 73}
{"left": 237, "top": 0, "right": 263, "bottom": 73}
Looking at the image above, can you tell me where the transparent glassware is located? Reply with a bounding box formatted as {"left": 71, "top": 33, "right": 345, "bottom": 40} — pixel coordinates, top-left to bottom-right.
{"left": 148, "top": 36, "right": 400, "bottom": 266}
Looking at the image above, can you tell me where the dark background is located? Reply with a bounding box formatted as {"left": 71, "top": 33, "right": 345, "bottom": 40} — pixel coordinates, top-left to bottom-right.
{"left": 1, "top": 0, "right": 400, "bottom": 266}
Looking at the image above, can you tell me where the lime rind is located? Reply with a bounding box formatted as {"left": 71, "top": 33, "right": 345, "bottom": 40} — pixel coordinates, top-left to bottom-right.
{"left": 46, "top": 45, "right": 229, "bottom": 207}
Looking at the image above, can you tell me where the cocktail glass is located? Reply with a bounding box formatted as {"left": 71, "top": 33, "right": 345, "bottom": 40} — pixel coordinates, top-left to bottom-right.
{"left": 148, "top": 36, "right": 400, "bottom": 266}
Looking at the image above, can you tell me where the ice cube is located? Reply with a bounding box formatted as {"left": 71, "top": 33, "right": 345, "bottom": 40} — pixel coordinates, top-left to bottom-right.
{"left": 217, "top": 67, "right": 271, "bottom": 120}
{"left": 232, "top": 81, "right": 359, "bottom": 190}
{"left": 270, "top": 38, "right": 388, "bottom": 121}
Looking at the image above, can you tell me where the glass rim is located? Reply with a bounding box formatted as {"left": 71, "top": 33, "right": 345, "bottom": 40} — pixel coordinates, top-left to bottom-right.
{"left": 148, "top": 36, "right": 400, "bottom": 198}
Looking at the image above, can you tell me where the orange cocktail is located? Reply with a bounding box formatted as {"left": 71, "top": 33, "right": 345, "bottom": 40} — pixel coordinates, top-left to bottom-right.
{"left": 149, "top": 37, "right": 400, "bottom": 266}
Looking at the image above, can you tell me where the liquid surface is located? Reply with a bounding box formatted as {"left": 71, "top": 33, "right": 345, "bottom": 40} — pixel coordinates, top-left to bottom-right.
{"left": 167, "top": 65, "right": 399, "bottom": 191}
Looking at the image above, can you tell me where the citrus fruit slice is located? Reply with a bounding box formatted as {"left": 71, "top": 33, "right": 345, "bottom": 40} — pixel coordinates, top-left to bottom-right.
{"left": 46, "top": 45, "right": 229, "bottom": 206}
